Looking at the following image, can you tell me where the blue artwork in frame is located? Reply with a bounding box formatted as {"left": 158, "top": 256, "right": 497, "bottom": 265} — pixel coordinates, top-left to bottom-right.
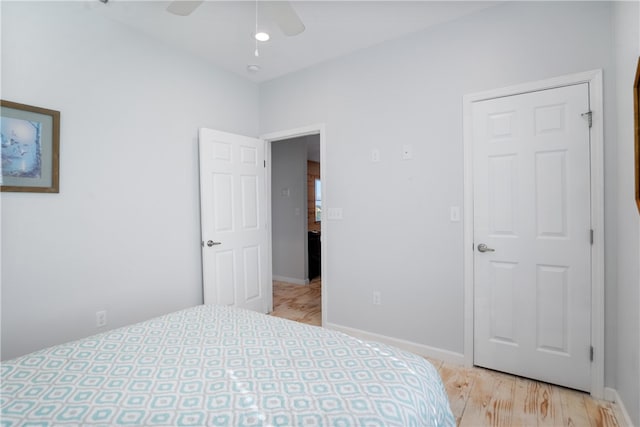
{"left": 1, "top": 117, "right": 42, "bottom": 178}
{"left": 0, "top": 100, "right": 59, "bottom": 193}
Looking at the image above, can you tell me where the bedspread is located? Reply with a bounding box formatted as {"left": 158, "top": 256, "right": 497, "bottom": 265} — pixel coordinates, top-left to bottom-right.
{"left": 1, "top": 305, "right": 455, "bottom": 426}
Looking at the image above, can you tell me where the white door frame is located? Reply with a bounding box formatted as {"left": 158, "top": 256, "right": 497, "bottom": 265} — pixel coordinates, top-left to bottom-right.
{"left": 260, "top": 124, "right": 327, "bottom": 324}
{"left": 462, "top": 70, "right": 604, "bottom": 398}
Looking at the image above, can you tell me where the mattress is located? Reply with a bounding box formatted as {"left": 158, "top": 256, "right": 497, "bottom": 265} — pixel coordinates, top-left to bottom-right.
{"left": 1, "top": 305, "right": 455, "bottom": 426}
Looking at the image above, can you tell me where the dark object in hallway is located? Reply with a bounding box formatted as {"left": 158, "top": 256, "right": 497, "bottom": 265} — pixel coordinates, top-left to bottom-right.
{"left": 308, "top": 231, "right": 321, "bottom": 279}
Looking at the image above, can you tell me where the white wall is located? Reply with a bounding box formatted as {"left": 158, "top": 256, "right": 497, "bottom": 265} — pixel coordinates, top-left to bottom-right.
{"left": 271, "top": 137, "right": 308, "bottom": 284}
{"left": 0, "top": 1, "right": 259, "bottom": 360}
{"left": 260, "top": 0, "right": 617, "bottom": 371}
{"left": 613, "top": 2, "right": 640, "bottom": 424}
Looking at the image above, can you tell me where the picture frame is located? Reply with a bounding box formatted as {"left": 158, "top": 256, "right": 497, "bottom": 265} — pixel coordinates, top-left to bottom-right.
{"left": 1, "top": 100, "right": 60, "bottom": 193}
{"left": 635, "top": 58, "right": 640, "bottom": 214}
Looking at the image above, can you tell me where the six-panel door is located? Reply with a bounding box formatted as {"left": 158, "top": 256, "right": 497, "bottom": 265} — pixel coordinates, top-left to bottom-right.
{"left": 473, "top": 84, "right": 592, "bottom": 391}
{"left": 199, "top": 128, "right": 268, "bottom": 313}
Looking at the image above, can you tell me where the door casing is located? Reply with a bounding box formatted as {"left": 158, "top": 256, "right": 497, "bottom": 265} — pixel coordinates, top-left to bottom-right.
{"left": 261, "top": 124, "right": 327, "bottom": 324}
{"left": 462, "top": 70, "right": 604, "bottom": 398}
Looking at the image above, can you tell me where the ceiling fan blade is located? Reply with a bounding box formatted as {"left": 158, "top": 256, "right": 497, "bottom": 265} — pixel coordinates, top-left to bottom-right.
{"left": 166, "top": 0, "right": 204, "bottom": 16}
{"left": 265, "top": 1, "right": 305, "bottom": 37}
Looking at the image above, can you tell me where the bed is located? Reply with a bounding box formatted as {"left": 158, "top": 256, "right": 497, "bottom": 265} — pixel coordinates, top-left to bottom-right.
{"left": 1, "top": 305, "right": 455, "bottom": 426}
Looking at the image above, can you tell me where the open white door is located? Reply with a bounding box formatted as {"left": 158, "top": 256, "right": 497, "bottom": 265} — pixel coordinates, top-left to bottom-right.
{"left": 199, "top": 128, "right": 269, "bottom": 313}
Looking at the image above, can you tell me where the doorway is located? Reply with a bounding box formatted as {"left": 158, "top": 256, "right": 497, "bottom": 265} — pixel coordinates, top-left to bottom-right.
{"left": 262, "top": 125, "right": 326, "bottom": 326}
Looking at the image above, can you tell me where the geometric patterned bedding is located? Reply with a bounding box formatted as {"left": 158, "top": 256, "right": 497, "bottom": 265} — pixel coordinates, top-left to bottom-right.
{"left": 1, "top": 305, "right": 455, "bottom": 426}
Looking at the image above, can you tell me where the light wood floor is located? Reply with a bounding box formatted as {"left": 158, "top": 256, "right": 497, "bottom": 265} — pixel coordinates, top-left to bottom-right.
{"left": 271, "top": 277, "right": 322, "bottom": 326}
{"left": 271, "top": 279, "right": 624, "bottom": 426}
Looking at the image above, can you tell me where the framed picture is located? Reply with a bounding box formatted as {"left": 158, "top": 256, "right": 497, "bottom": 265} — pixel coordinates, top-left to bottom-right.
{"left": 635, "top": 57, "right": 640, "bottom": 214}
{"left": 1, "top": 100, "right": 60, "bottom": 193}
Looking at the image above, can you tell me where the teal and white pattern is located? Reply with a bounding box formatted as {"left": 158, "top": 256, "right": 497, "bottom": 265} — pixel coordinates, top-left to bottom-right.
{"left": 1, "top": 305, "right": 455, "bottom": 426}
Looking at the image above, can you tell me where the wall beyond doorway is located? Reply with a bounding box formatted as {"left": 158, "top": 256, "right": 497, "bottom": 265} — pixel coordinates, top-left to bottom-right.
{"left": 271, "top": 137, "right": 309, "bottom": 284}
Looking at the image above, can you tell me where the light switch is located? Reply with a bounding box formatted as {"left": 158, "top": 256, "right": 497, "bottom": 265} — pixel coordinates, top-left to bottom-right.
{"left": 450, "top": 206, "right": 461, "bottom": 222}
{"left": 327, "top": 207, "right": 343, "bottom": 220}
{"left": 281, "top": 188, "right": 290, "bottom": 197}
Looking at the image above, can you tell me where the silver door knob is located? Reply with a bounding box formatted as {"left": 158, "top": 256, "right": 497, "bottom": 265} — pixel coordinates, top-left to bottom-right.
{"left": 205, "top": 240, "right": 222, "bottom": 247}
{"left": 477, "top": 243, "right": 495, "bottom": 253}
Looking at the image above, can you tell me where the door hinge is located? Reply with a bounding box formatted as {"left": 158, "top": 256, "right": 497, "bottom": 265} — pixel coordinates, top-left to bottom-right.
{"left": 264, "top": 160, "right": 266, "bottom": 168}
{"left": 581, "top": 111, "right": 593, "bottom": 128}
{"left": 590, "top": 229, "right": 594, "bottom": 245}
{"left": 590, "top": 346, "right": 594, "bottom": 362}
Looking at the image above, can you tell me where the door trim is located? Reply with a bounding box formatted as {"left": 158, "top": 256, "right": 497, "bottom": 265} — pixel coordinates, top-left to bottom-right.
{"left": 462, "top": 70, "right": 604, "bottom": 398}
{"left": 260, "top": 124, "right": 327, "bottom": 325}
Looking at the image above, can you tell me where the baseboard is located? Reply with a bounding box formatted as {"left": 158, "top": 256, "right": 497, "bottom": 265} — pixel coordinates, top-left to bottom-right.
{"left": 604, "top": 387, "right": 635, "bottom": 426}
{"left": 324, "top": 322, "right": 466, "bottom": 366}
{"left": 273, "top": 275, "right": 309, "bottom": 285}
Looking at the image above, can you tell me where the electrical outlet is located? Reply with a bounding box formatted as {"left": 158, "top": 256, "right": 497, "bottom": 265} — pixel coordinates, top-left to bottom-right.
{"left": 401, "top": 144, "right": 413, "bottom": 160}
{"left": 371, "top": 149, "right": 380, "bottom": 163}
{"left": 96, "top": 310, "right": 107, "bottom": 328}
{"left": 373, "top": 291, "right": 381, "bottom": 305}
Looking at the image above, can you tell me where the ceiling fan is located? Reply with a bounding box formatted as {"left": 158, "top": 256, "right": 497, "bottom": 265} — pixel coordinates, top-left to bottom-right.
{"left": 166, "top": 0, "right": 306, "bottom": 37}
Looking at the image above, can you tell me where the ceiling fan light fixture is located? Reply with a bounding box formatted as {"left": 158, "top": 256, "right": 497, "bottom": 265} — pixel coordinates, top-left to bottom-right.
{"left": 254, "top": 32, "right": 270, "bottom": 42}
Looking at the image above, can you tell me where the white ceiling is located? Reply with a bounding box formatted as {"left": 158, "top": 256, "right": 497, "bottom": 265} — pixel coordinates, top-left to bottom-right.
{"left": 93, "top": 1, "right": 499, "bottom": 83}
